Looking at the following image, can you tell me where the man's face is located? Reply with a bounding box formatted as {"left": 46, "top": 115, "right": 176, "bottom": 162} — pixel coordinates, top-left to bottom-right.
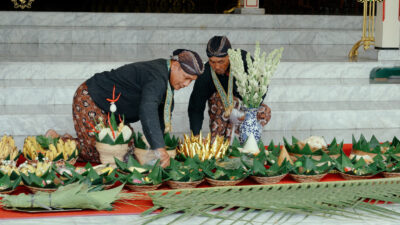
{"left": 209, "top": 56, "right": 230, "bottom": 75}
{"left": 170, "top": 61, "right": 197, "bottom": 90}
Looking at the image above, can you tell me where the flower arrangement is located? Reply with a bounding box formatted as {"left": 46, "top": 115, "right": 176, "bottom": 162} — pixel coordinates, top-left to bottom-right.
{"left": 87, "top": 85, "right": 133, "bottom": 145}
{"left": 228, "top": 42, "right": 283, "bottom": 108}
{"left": 0, "top": 161, "right": 21, "bottom": 193}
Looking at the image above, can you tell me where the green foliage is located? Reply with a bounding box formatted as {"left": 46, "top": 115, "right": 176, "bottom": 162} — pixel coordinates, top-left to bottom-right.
{"left": 334, "top": 152, "right": 381, "bottom": 176}
{"left": 202, "top": 158, "right": 248, "bottom": 181}
{"left": 165, "top": 158, "right": 204, "bottom": 182}
{"left": 125, "top": 161, "right": 163, "bottom": 185}
{"left": 36, "top": 135, "right": 59, "bottom": 149}
{"left": 352, "top": 134, "right": 383, "bottom": 154}
{"left": 114, "top": 155, "right": 150, "bottom": 174}
{"left": 164, "top": 133, "right": 180, "bottom": 150}
{"left": 132, "top": 132, "right": 149, "bottom": 150}
{"left": 0, "top": 175, "right": 21, "bottom": 192}
{"left": 291, "top": 155, "right": 331, "bottom": 175}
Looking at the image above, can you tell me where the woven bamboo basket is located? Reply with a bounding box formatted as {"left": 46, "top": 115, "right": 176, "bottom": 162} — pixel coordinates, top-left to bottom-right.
{"left": 27, "top": 186, "right": 57, "bottom": 194}
{"left": 125, "top": 183, "right": 161, "bottom": 192}
{"left": 250, "top": 173, "right": 287, "bottom": 184}
{"left": 134, "top": 148, "right": 176, "bottom": 165}
{"left": 290, "top": 173, "right": 327, "bottom": 183}
{"left": 96, "top": 142, "right": 128, "bottom": 167}
{"left": 166, "top": 179, "right": 204, "bottom": 189}
{"left": 340, "top": 172, "right": 374, "bottom": 180}
{"left": 205, "top": 178, "right": 245, "bottom": 187}
{"left": 382, "top": 172, "right": 400, "bottom": 178}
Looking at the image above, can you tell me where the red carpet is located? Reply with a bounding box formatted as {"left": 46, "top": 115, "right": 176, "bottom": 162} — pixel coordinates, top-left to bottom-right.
{"left": 0, "top": 144, "right": 373, "bottom": 220}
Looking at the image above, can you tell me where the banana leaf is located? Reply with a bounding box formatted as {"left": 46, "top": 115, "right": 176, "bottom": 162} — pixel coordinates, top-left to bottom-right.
{"left": 202, "top": 158, "right": 248, "bottom": 181}
{"left": 0, "top": 182, "right": 126, "bottom": 211}
{"left": 352, "top": 134, "right": 381, "bottom": 154}
{"left": 227, "top": 137, "right": 241, "bottom": 157}
{"left": 392, "top": 136, "right": 400, "bottom": 147}
{"left": 125, "top": 160, "right": 163, "bottom": 185}
{"left": 132, "top": 132, "right": 149, "bottom": 150}
{"left": 79, "top": 163, "right": 118, "bottom": 186}
{"left": 0, "top": 175, "right": 21, "bottom": 192}
{"left": 164, "top": 133, "right": 179, "bottom": 150}
{"left": 114, "top": 155, "right": 149, "bottom": 174}
{"left": 36, "top": 135, "right": 59, "bottom": 149}
{"left": 166, "top": 158, "right": 203, "bottom": 182}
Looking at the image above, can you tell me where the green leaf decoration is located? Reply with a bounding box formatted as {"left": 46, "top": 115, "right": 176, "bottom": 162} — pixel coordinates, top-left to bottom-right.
{"left": 110, "top": 112, "right": 118, "bottom": 132}
{"left": 114, "top": 133, "right": 125, "bottom": 145}
{"left": 36, "top": 135, "right": 59, "bottom": 149}
{"left": 352, "top": 134, "right": 381, "bottom": 154}
{"left": 203, "top": 158, "right": 247, "bottom": 181}
{"left": 392, "top": 136, "right": 400, "bottom": 147}
{"left": 227, "top": 137, "right": 241, "bottom": 157}
{"left": 334, "top": 151, "right": 354, "bottom": 172}
{"left": 142, "top": 178, "right": 400, "bottom": 224}
{"left": 133, "top": 132, "right": 149, "bottom": 150}
{"left": 165, "top": 158, "right": 204, "bottom": 182}
{"left": 101, "top": 133, "right": 116, "bottom": 146}
{"left": 164, "top": 133, "right": 179, "bottom": 150}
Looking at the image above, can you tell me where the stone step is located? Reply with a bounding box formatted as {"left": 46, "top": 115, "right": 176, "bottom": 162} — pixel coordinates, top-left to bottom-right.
{"left": 2, "top": 102, "right": 399, "bottom": 142}
{"left": 4, "top": 61, "right": 395, "bottom": 80}
{"left": 0, "top": 43, "right": 378, "bottom": 63}
{"left": 1, "top": 78, "right": 400, "bottom": 105}
{"left": 0, "top": 25, "right": 361, "bottom": 45}
{"left": 0, "top": 12, "right": 363, "bottom": 30}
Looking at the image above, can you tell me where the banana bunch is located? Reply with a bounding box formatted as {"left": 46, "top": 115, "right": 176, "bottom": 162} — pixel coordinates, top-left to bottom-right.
{"left": 23, "top": 136, "right": 45, "bottom": 160}
{"left": 49, "top": 139, "right": 78, "bottom": 161}
{"left": 23, "top": 137, "right": 78, "bottom": 162}
{"left": 0, "top": 135, "right": 20, "bottom": 161}
{"left": 18, "top": 161, "right": 52, "bottom": 177}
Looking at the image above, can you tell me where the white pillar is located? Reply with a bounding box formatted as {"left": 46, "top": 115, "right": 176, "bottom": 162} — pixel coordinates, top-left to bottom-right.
{"left": 375, "top": 0, "right": 400, "bottom": 49}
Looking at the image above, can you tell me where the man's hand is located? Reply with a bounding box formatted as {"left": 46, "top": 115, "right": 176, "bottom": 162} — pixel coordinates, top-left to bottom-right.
{"left": 156, "top": 147, "right": 170, "bottom": 168}
{"left": 229, "top": 108, "right": 245, "bottom": 125}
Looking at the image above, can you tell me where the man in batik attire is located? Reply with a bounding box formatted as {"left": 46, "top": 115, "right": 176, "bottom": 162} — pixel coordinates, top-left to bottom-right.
{"left": 48, "top": 49, "right": 204, "bottom": 168}
{"left": 188, "top": 36, "right": 271, "bottom": 141}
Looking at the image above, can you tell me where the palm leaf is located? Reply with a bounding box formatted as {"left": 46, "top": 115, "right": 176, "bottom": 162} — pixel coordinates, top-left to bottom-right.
{"left": 141, "top": 177, "right": 400, "bottom": 224}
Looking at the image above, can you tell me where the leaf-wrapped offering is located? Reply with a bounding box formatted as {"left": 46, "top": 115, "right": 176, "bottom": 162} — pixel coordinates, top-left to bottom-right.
{"left": 177, "top": 132, "right": 229, "bottom": 161}
{"left": 165, "top": 157, "right": 204, "bottom": 189}
{"left": 334, "top": 151, "right": 381, "bottom": 180}
{"left": 19, "top": 161, "right": 68, "bottom": 193}
{"left": 124, "top": 161, "right": 163, "bottom": 192}
{"left": 284, "top": 136, "right": 342, "bottom": 161}
{"left": 0, "top": 182, "right": 127, "bottom": 211}
{"left": 0, "top": 135, "right": 20, "bottom": 162}
{"left": 202, "top": 158, "right": 248, "bottom": 186}
{"left": 23, "top": 136, "right": 79, "bottom": 164}
{"left": 114, "top": 155, "right": 149, "bottom": 175}
{"left": 245, "top": 147, "right": 291, "bottom": 184}
{"left": 350, "top": 134, "right": 389, "bottom": 164}
{"left": 290, "top": 154, "right": 332, "bottom": 182}
{"left": 0, "top": 161, "right": 21, "bottom": 194}
{"left": 77, "top": 163, "right": 119, "bottom": 189}
{"left": 381, "top": 153, "right": 400, "bottom": 177}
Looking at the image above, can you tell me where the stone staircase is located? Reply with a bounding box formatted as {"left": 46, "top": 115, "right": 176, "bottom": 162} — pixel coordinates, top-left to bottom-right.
{"left": 0, "top": 12, "right": 399, "bottom": 149}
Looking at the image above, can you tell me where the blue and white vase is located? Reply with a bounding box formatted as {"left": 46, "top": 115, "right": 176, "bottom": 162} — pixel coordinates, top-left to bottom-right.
{"left": 239, "top": 107, "right": 262, "bottom": 144}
